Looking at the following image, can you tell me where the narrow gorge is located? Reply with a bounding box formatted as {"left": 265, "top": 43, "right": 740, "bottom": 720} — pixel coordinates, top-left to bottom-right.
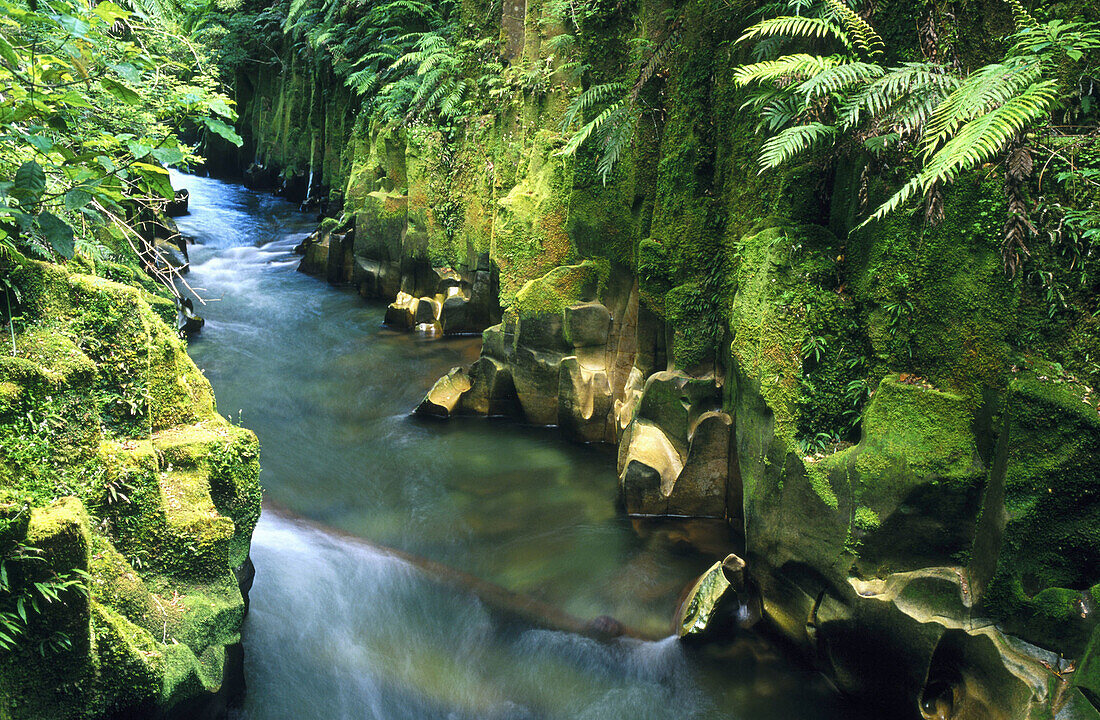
{"left": 1, "top": 0, "right": 1100, "bottom": 718}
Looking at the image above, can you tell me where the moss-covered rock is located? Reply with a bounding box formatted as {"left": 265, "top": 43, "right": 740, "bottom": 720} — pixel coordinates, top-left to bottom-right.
{"left": 0, "top": 261, "right": 260, "bottom": 720}
{"left": 977, "top": 369, "right": 1100, "bottom": 656}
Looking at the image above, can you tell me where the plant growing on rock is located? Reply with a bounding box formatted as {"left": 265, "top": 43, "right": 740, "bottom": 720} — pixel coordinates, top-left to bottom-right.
{"left": 733, "top": 0, "right": 1100, "bottom": 276}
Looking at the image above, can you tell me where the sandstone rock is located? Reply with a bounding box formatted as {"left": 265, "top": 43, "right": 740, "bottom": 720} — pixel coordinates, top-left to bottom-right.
{"left": 676, "top": 554, "right": 751, "bottom": 639}
{"left": 810, "top": 568, "right": 1061, "bottom": 718}
{"left": 668, "top": 411, "right": 731, "bottom": 518}
{"left": 384, "top": 292, "right": 418, "bottom": 328}
{"left": 415, "top": 296, "right": 439, "bottom": 324}
{"left": 618, "top": 419, "right": 684, "bottom": 515}
{"left": 440, "top": 295, "right": 472, "bottom": 334}
{"left": 166, "top": 189, "right": 189, "bottom": 217}
{"left": 637, "top": 370, "right": 719, "bottom": 449}
{"left": 558, "top": 356, "right": 613, "bottom": 443}
{"left": 297, "top": 231, "right": 329, "bottom": 276}
{"left": 515, "top": 312, "right": 567, "bottom": 352}
{"left": 326, "top": 231, "right": 353, "bottom": 284}
{"left": 510, "top": 346, "right": 562, "bottom": 426}
{"left": 458, "top": 356, "right": 520, "bottom": 417}
{"left": 614, "top": 366, "right": 646, "bottom": 435}
{"left": 481, "top": 323, "right": 513, "bottom": 361}
{"left": 564, "top": 302, "right": 611, "bottom": 348}
{"left": 415, "top": 367, "right": 472, "bottom": 418}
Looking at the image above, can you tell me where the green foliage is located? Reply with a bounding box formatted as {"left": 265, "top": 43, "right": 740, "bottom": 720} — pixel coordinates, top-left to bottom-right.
{"left": 733, "top": 0, "right": 1100, "bottom": 258}
{"left": 0, "top": 0, "right": 241, "bottom": 270}
{"left": 0, "top": 536, "right": 89, "bottom": 655}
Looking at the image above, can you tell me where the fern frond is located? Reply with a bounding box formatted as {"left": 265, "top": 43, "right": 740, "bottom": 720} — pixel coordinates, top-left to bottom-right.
{"left": 1004, "top": 0, "right": 1039, "bottom": 31}
{"left": 558, "top": 101, "right": 626, "bottom": 156}
{"left": 862, "top": 80, "right": 1058, "bottom": 226}
{"left": 921, "top": 58, "right": 1041, "bottom": 158}
{"left": 859, "top": 176, "right": 922, "bottom": 226}
{"left": 920, "top": 79, "right": 1058, "bottom": 184}
{"left": 559, "top": 82, "right": 628, "bottom": 130}
{"left": 733, "top": 53, "right": 844, "bottom": 86}
{"left": 737, "top": 16, "right": 854, "bottom": 53}
{"left": 595, "top": 107, "right": 638, "bottom": 184}
{"left": 836, "top": 62, "right": 955, "bottom": 128}
{"left": 630, "top": 15, "right": 683, "bottom": 102}
{"left": 795, "top": 60, "right": 884, "bottom": 100}
{"left": 823, "top": 0, "right": 884, "bottom": 60}
{"left": 757, "top": 122, "right": 837, "bottom": 171}
{"left": 752, "top": 91, "right": 804, "bottom": 132}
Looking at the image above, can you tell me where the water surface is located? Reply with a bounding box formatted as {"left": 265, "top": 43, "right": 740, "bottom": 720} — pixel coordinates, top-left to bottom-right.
{"left": 172, "top": 172, "right": 864, "bottom": 720}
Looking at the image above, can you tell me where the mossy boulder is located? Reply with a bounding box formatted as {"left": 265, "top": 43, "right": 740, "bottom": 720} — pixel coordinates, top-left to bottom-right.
{"left": 976, "top": 370, "right": 1100, "bottom": 656}
{"left": 0, "top": 260, "right": 260, "bottom": 719}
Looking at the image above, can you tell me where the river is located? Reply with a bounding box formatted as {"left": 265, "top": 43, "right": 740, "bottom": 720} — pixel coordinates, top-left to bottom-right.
{"left": 170, "top": 172, "right": 867, "bottom": 720}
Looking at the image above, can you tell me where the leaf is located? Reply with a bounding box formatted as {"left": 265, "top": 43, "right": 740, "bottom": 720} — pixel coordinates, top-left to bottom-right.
{"left": 100, "top": 77, "right": 140, "bottom": 105}
{"left": 12, "top": 161, "right": 46, "bottom": 207}
{"left": 201, "top": 117, "right": 243, "bottom": 147}
{"left": 132, "top": 162, "right": 174, "bottom": 200}
{"left": 92, "top": 1, "right": 128, "bottom": 24}
{"left": 150, "top": 147, "right": 185, "bottom": 166}
{"left": 63, "top": 188, "right": 92, "bottom": 211}
{"left": 0, "top": 35, "right": 20, "bottom": 69}
{"left": 109, "top": 62, "right": 140, "bottom": 83}
{"left": 25, "top": 135, "right": 54, "bottom": 154}
{"left": 36, "top": 211, "right": 75, "bottom": 259}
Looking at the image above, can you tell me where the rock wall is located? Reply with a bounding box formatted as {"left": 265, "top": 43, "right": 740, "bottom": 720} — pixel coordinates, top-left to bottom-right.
{"left": 0, "top": 261, "right": 261, "bottom": 719}
{"left": 219, "top": 0, "right": 1100, "bottom": 716}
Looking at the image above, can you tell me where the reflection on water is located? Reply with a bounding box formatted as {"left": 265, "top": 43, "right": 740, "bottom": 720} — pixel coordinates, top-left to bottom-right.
{"left": 171, "top": 172, "right": 864, "bottom": 720}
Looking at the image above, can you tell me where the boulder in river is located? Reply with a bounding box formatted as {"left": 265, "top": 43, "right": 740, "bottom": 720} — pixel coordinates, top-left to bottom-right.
{"left": 676, "top": 554, "right": 754, "bottom": 639}
{"left": 416, "top": 367, "right": 472, "bottom": 418}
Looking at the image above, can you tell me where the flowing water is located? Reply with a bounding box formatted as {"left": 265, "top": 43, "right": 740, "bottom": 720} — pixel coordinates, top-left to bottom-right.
{"left": 170, "top": 172, "right": 867, "bottom": 720}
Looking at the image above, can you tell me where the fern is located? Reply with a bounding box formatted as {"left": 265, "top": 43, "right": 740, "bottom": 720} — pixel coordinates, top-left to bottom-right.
{"left": 834, "top": 62, "right": 957, "bottom": 132}
{"left": 822, "top": 0, "right": 884, "bottom": 60}
{"left": 734, "top": 0, "right": 1094, "bottom": 268}
{"left": 758, "top": 122, "right": 837, "bottom": 170}
{"left": 795, "top": 60, "right": 885, "bottom": 100}
{"left": 921, "top": 58, "right": 1042, "bottom": 159}
{"left": 733, "top": 53, "right": 846, "bottom": 86}
{"left": 737, "top": 15, "right": 854, "bottom": 53}
{"left": 559, "top": 81, "right": 628, "bottom": 132}
{"left": 560, "top": 100, "right": 626, "bottom": 156}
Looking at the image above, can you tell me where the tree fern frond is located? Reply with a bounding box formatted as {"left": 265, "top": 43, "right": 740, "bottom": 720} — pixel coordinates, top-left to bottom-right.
{"left": 1004, "top": 0, "right": 1039, "bottom": 31}
{"left": 823, "top": 0, "right": 884, "bottom": 60}
{"left": 921, "top": 58, "right": 1041, "bottom": 158}
{"left": 836, "top": 62, "right": 955, "bottom": 128}
{"left": 795, "top": 60, "right": 884, "bottom": 100}
{"left": 750, "top": 91, "right": 804, "bottom": 132}
{"left": 595, "top": 107, "right": 638, "bottom": 184}
{"left": 920, "top": 79, "right": 1058, "bottom": 184}
{"left": 558, "top": 101, "right": 626, "bottom": 156}
{"left": 752, "top": 36, "right": 787, "bottom": 61}
{"left": 733, "top": 53, "right": 844, "bottom": 86}
{"left": 861, "top": 80, "right": 1058, "bottom": 226}
{"left": 859, "top": 176, "right": 922, "bottom": 226}
{"left": 757, "top": 122, "right": 837, "bottom": 171}
{"left": 630, "top": 15, "right": 683, "bottom": 102}
{"left": 736, "top": 16, "right": 854, "bottom": 53}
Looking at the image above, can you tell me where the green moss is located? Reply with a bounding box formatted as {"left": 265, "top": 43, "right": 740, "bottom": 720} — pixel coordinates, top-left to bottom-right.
{"left": 848, "top": 176, "right": 1016, "bottom": 401}
{"left": 980, "top": 371, "right": 1100, "bottom": 655}
{"left": 0, "top": 260, "right": 259, "bottom": 717}
{"left": 512, "top": 260, "right": 600, "bottom": 318}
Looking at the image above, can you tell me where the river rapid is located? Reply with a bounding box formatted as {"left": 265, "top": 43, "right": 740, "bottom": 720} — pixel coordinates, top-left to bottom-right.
{"left": 170, "top": 172, "right": 868, "bottom": 720}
